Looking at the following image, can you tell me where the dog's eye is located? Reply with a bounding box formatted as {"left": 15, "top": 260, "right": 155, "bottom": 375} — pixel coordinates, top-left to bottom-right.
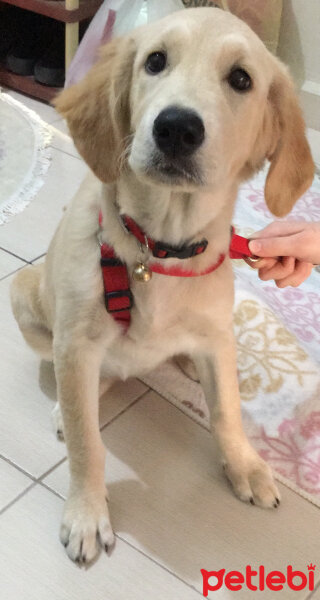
{"left": 145, "top": 52, "right": 167, "bottom": 75}
{"left": 228, "top": 68, "right": 252, "bottom": 92}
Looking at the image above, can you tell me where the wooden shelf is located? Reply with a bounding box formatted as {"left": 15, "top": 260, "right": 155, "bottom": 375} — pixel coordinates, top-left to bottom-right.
{"left": 0, "top": 64, "right": 61, "bottom": 102}
{"left": 0, "top": 0, "right": 103, "bottom": 23}
{"left": 0, "top": 0, "right": 103, "bottom": 101}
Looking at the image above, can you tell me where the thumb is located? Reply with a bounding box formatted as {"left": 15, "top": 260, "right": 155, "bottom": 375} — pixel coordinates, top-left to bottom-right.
{"left": 248, "top": 235, "right": 298, "bottom": 258}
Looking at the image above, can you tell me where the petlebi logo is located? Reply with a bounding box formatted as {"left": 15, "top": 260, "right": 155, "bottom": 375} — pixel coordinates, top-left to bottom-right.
{"left": 201, "top": 564, "right": 316, "bottom": 595}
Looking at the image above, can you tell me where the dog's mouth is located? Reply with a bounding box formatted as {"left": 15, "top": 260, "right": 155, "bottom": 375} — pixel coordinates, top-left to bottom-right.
{"left": 145, "top": 155, "right": 203, "bottom": 187}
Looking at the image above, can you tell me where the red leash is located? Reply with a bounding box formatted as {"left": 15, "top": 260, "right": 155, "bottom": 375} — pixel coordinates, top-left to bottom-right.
{"left": 229, "top": 227, "right": 252, "bottom": 259}
{"left": 99, "top": 213, "right": 254, "bottom": 329}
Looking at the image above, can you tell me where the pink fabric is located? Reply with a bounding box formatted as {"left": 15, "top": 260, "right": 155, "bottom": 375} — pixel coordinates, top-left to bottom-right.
{"left": 253, "top": 402, "right": 320, "bottom": 498}
{"left": 65, "top": 9, "right": 116, "bottom": 88}
{"left": 66, "top": 0, "right": 282, "bottom": 88}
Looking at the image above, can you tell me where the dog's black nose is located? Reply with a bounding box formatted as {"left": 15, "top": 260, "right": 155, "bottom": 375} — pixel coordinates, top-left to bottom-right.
{"left": 153, "top": 106, "right": 205, "bottom": 159}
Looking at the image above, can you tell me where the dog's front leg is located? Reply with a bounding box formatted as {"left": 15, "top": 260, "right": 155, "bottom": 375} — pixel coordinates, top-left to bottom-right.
{"left": 193, "top": 329, "right": 280, "bottom": 508}
{"left": 54, "top": 338, "right": 114, "bottom": 564}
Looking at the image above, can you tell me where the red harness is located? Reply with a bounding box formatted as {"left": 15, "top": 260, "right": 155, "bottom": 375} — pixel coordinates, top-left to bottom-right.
{"left": 99, "top": 212, "right": 254, "bottom": 329}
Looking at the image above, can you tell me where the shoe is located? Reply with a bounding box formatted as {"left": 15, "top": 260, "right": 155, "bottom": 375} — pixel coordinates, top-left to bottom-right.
{"left": 6, "top": 12, "right": 52, "bottom": 76}
{"left": 34, "top": 24, "right": 65, "bottom": 87}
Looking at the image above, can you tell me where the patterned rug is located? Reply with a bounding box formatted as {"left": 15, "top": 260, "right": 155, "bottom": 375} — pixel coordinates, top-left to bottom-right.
{"left": 142, "top": 171, "right": 320, "bottom": 508}
{"left": 0, "top": 91, "right": 52, "bottom": 224}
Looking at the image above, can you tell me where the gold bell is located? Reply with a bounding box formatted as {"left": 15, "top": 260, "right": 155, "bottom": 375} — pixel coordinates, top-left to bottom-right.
{"left": 132, "top": 262, "right": 152, "bottom": 282}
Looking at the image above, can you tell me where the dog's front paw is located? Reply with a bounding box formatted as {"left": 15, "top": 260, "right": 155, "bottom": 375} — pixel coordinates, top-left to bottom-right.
{"left": 223, "top": 446, "right": 280, "bottom": 509}
{"left": 60, "top": 491, "right": 115, "bottom": 565}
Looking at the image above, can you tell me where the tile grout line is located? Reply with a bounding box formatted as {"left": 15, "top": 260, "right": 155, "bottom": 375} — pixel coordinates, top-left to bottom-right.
{"left": 49, "top": 116, "right": 64, "bottom": 126}
{"left": 50, "top": 144, "right": 82, "bottom": 161}
{"left": 38, "top": 456, "right": 68, "bottom": 482}
{"left": 0, "top": 386, "right": 150, "bottom": 497}
{"left": 0, "top": 379, "right": 223, "bottom": 594}
{"left": 0, "top": 265, "right": 27, "bottom": 282}
{"left": 39, "top": 480, "right": 66, "bottom": 501}
{"left": 138, "top": 379, "right": 211, "bottom": 434}
{"left": 0, "top": 453, "right": 37, "bottom": 481}
{"left": 0, "top": 250, "right": 47, "bottom": 281}
{"left": 33, "top": 389, "right": 153, "bottom": 496}
{"left": 1, "top": 387, "right": 152, "bottom": 504}
{"left": 0, "top": 481, "right": 37, "bottom": 516}
{"left": 115, "top": 533, "right": 203, "bottom": 597}
{"left": 0, "top": 477, "right": 201, "bottom": 597}
{"left": 40, "top": 387, "right": 152, "bottom": 483}
{"left": 20, "top": 388, "right": 202, "bottom": 598}
{"left": 100, "top": 387, "right": 152, "bottom": 433}
{"left": 31, "top": 253, "right": 46, "bottom": 263}
{"left": 0, "top": 246, "right": 31, "bottom": 264}
{"left": 306, "top": 578, "right": 320, "bottom": 599}
{"left": 47, "top": 116, "right": 62, "bottom": 125}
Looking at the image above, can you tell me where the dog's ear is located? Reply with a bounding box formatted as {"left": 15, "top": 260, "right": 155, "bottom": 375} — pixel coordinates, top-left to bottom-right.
{"left": 54, "top": 36, "right": 136, "bottom": 183}
{"left": 263, "top": 66, "right": 314, "bottom": 217}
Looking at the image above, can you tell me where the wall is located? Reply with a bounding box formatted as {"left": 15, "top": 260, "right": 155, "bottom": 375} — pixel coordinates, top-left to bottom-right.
{"left": 278, "top": 0, "right": 320, "bottom": 130}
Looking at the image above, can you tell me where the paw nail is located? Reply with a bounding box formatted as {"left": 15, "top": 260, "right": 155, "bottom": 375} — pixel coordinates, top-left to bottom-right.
{"left": 104, "top": 544, "right": 109, "bottom": 553}
{"left": 276, "top": 497, "right": 280, "bottom": 505}
{"left": 273, "top": 501, "right": 278, "bottom": 508}
{"left": 250, "top": 497, "right": 255, "bottom": 505}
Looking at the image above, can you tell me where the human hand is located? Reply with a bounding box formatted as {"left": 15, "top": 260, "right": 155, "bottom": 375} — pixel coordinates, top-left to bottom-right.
{"left": 245, "top": 221, "right": 320, "bottom": 288}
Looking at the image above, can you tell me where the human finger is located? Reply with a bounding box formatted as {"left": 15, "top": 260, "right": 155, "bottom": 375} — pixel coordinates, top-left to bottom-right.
{"left": 250, "top": 221, "right": 307, "bottom": 240}
{"left": 275, "top": 261, "right": 314, "bottom": 288}
{"left": 258, "top": 256, "right": 296, "bottom": 281}
{"left": 249, "top": 233, "right": 304, "bottom": 259}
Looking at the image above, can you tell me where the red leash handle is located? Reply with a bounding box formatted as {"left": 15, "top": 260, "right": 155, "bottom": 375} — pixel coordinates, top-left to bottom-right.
{"left": 229, "top": 227, "right": 254, "bottom": 260}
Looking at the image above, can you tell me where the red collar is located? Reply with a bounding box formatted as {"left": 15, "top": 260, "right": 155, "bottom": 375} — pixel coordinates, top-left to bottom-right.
{"left": 99, "top": 212, "right": 254, "bottom": 329}
{"left": 122, "top": 215, "right": 209, "bottom": 260}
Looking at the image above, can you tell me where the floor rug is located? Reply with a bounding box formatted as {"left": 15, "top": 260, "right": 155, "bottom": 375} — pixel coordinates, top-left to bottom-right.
{"left": 0, "top": 91, "right": 52, "bottom": 224}
{"left": 142, "top": 171, "right": 320, "bottom": 508}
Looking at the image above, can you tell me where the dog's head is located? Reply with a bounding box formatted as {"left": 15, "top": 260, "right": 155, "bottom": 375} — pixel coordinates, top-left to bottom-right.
{"left": 55, "top": 8, "right": 314, "bottom": 217}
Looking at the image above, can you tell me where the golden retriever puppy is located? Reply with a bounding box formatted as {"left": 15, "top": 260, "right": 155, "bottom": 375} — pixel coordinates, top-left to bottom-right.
{"left": 11, "top": 7, "right": 313, "bottom": 565}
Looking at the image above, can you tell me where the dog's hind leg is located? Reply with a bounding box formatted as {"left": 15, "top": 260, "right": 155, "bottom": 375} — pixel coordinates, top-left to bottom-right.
{"left": 10, "top": 264, "right": 53, "bottom": 361}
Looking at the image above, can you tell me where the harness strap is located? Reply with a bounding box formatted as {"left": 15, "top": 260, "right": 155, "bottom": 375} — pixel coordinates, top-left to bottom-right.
{"left": 100, "top": 242, "right": 132, "bottom": 328}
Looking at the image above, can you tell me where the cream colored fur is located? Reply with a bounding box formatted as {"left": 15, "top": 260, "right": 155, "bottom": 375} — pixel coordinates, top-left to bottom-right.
{"left": 11, "top": 8, "right": 314, "bottom": 565}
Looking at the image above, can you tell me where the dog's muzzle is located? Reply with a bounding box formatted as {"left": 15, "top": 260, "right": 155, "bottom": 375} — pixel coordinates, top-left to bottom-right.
{"left": 153, "top": 106, "right": 205, "bottom": 159}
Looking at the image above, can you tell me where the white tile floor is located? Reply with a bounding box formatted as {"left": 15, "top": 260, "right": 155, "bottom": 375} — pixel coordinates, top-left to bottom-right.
{"left": 1, "top": 90, "right": 320, "bottom": 599}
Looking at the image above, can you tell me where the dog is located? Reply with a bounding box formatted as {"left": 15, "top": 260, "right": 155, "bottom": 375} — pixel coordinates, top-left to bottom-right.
{"left": 11, "top": 7, "right": 314, "bottom": 565}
